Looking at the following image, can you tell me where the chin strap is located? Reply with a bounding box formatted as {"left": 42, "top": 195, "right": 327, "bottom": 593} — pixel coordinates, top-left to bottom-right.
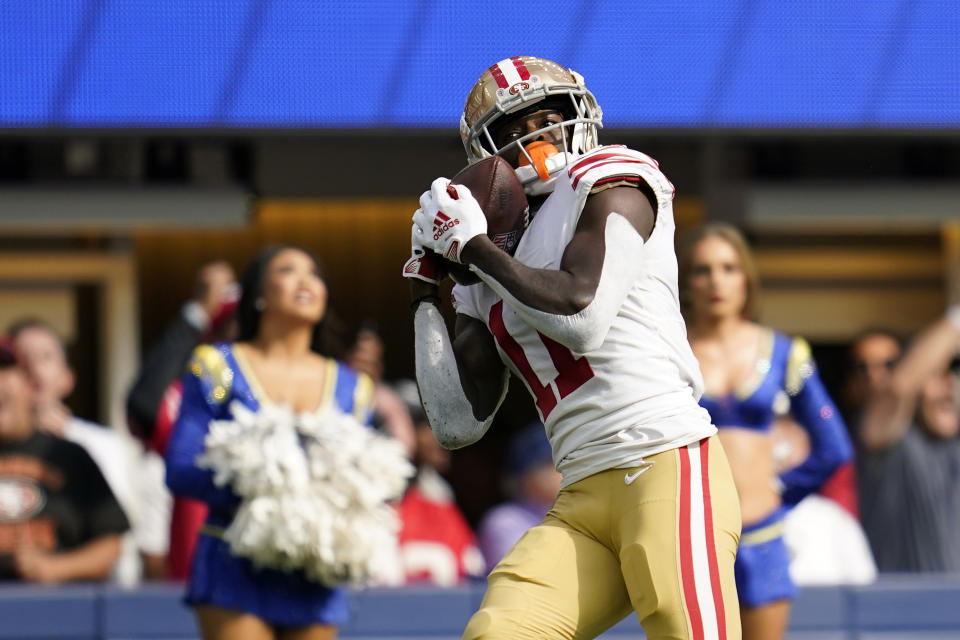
{"left": 472, "top": 213, "right": 646, "bottom": 354}
{"left": 413, "top": 302, "right": 508, "bottom": 449}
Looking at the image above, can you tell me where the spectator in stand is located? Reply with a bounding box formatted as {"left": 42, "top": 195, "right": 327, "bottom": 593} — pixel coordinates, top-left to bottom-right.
{"left": 477, "top": 421, "right": 561, "bottom": 574}
{"left": 125, "top": 260, "right": 239, "bottom": 580}
{"left": 815, "top": 330, "right": 904, "bottom": 520}
{"left": 127, "top": 260, "right": 239, "bottom": 449}
{"left": 391, "top": 379, "right": 484, "bottom": 586}
{"left": 858, "top": 305, "right": 960, "bottom": 572}
{"left": 345, "top": 326, "right": 416, "bottom": 459}
{"left": 8, "top": 318, "right": 149, "bottom": 586}
{"left": 841, "top": 330, "right": 903, "bottom": 431}
{"left": 0, "top": 337, "right": 129, "bottom": 583}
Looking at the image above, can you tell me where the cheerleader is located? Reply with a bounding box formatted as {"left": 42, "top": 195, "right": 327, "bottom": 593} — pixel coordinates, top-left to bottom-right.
{"left": 678, "top": 224, "right": 853, "bottom": 640}
{"left": 166, "top": 245, "right": 375, "bottom": 640}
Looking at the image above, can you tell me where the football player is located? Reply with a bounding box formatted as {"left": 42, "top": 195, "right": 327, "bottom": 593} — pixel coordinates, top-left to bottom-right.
{"left": 403, "top": 56, "right": 741, "bottom": 639}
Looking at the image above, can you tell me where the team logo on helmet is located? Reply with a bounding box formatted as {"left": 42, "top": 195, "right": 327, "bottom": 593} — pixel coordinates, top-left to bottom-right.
{"left": 509, "top": 81, "right": 530, "bottom": 95}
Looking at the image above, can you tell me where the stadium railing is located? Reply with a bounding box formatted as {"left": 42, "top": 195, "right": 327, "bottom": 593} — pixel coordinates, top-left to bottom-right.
{"left": 1, "top": 575, "right": 959, "bottom": 639}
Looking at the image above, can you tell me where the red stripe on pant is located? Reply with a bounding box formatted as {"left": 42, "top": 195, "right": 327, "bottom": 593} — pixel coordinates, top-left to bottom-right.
{"left": 678, "top": 445, "right": 705, "bottom": 640}
{"left": 700, "top": 438, "right": 727, "bottom": 640}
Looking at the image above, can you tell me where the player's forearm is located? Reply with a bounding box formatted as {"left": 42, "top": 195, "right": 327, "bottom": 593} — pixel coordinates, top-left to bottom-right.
{"left": 461, "top": 237, "right": 593, "bottom": 315}
{"left": 413, "top": 302, "right": 506, "bottom": 448}
{"left": 467, "top": 213, "right": 645, "bottom": 354}
{"left": 49, "top": 535, "right": 122, "bottom": 582}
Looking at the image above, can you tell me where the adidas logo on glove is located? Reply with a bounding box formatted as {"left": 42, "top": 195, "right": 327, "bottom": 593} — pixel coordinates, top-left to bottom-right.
{"left": 433, "top": 212, "right": 460, "bottom": 240}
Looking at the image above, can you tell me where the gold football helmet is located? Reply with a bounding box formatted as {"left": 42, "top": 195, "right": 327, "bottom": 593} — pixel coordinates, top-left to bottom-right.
{"left": 459, "top": 56, "right": 602, "bottom": 193}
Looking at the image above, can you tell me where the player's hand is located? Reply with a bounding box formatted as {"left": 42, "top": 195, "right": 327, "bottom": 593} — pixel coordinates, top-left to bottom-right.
{"left": 412, "top": 178, "right": 487, "bottom": 263}
{"left": 403, "top": 224, "right": 448, "bottom": 285}
{"left": 402, "top": 250, "right": 447, "bottom": 286}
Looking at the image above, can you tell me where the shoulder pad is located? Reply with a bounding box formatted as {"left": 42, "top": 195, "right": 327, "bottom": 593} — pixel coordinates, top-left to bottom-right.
{"left": 188, "top": 344, "right": 234, "bottom": 406}
{"left": 566, "top": 145, "right": 668, "bottom": 196}
{"left": 785, "top": 336, "right": 815, "bottom": 396}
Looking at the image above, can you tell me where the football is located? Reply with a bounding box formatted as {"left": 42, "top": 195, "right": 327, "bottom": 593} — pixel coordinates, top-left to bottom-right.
{"left": 440, "top": 155, "right": 529, "bottom": 286}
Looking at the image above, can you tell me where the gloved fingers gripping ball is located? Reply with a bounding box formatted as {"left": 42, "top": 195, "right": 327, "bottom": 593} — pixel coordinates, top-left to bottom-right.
{"left": 402, "top": 249, "right": 447, "bottom": 286}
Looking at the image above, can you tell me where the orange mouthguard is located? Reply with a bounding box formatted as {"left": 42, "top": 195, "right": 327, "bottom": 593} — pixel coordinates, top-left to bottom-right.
{"left": 518, "top": 140, "right": 559, "bottom": 181}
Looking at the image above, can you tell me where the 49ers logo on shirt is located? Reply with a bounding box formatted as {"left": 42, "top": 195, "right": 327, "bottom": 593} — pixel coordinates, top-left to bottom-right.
{"left": 0, "top": 477, "right": 45, "bottom": 521}
{"left": 432, "top": 211, "right": 460, "bottom": 241}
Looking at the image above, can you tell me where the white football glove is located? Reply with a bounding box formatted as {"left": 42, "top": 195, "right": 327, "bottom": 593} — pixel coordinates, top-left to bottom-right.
{"left": 411, "top": 177, "right": 487, "bottom": 263}
{"left": 402, "top": 247, "right": 447, "bottom": 285}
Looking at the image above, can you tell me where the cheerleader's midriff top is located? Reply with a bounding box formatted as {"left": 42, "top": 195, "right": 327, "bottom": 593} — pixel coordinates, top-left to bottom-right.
{"left": 698, "top": 329, "right": 853, "bottom": 506}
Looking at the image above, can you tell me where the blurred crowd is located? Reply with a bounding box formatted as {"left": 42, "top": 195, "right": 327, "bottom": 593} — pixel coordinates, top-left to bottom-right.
{"left": 0, "top": 232, "right": 958, "bottom": 592}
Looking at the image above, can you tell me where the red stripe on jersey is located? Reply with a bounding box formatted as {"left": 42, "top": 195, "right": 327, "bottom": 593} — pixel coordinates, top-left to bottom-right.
{"left": 568, "top": 150, "right": 643, "bottom": 175}
{"left": 511, "top": 56, "right": 530, "bottom": 81}
{"left": 571, "top": 158, "right": 655, "bottom": 190}
{"left": 678, "top": 445, "right": 706, "bottom": 640}
{"left": 589, "top": 175, "right": 642, "bottom": 191}
{"left": 700, "top": 438, "right": 727, "bottom": 640}
{"left": 488, "top": 63, "right": 509, "bottom": 89}
{"left": 488, "top": 301, "right": 557, "bottom": 419}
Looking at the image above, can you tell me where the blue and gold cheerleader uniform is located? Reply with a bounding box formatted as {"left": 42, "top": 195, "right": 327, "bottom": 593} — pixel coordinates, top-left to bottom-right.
{"left": 164, "top": 343, "right": 374, "bottom": 627}
{"left": 699, "top": 330, "right": 853, "bottom": 607}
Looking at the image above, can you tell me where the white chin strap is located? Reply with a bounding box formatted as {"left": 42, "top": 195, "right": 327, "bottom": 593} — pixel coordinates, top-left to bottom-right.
{"left": 413, "top": 302, "right": 508, "bottom": 449}
{"left": 471, "top": 213, "right": 646, "bottom": 355}
{"left": 513, "top": 151, "right": 575, "bottom": 196}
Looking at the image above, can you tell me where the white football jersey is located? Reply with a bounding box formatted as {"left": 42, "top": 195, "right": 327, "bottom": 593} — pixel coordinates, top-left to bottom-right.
{"left": 453, "top": 145, "right": 715, "bottom": 486}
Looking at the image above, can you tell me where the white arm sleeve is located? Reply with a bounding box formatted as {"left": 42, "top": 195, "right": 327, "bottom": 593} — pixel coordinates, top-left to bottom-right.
{"left": 414, "top": 302, "right": 508, "bottom": 449}
{"left": 472, "top": 212, "right": 646, "bottom": 354}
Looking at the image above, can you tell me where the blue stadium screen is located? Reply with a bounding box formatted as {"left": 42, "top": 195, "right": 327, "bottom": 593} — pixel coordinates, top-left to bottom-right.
{"left": 1, "top": 1, "right": 958, "bottom": 129}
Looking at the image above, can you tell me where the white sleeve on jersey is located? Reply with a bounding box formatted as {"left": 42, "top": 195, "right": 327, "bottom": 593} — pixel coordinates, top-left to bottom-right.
{"left": 413, "top": 302, "right": 508, "bottom": 449}
{"left": 471, "top": 212, "right": 646, "bottom": 354}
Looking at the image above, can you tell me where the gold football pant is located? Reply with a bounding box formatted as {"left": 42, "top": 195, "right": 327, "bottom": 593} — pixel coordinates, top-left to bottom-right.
{"left": 463, "top": 436, "right": 741, "bottom": 640}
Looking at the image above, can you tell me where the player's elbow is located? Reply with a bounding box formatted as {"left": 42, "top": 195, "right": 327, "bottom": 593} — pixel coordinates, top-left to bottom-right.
{"left": 564, "top": 286, "right": 596, "bottom": 316}
{"left": 547, "top": 288, "right": 615, "bottom": 354}
{"left": 567, "top": 328, "right": 606, "bottom": 354}
{"left": 434, "top": 430, "right": 479, "bottom": 450}
{"left": 548, "top": 319, "right": 607, "bottom": 354}
{"left": 431, "top": 417, "right": 484, "bottom": 450}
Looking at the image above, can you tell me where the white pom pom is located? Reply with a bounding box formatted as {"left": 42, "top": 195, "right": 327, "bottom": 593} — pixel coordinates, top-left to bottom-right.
{"left": 197, "top": 400, "right": 415, "bottom": 586}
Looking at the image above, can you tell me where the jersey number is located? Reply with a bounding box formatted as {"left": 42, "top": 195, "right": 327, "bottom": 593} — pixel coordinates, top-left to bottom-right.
{"left": 488, "top": 300, "right": 595, "bottom": 419}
